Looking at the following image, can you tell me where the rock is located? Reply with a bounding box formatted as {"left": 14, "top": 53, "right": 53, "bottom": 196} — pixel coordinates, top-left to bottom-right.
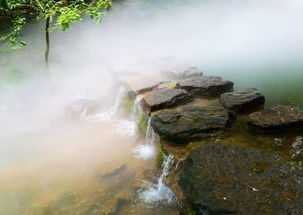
{"left": 181, "top": 67, "right": 203, "bottom": 79}
{"left": 220, "top": 88, "right": 265, "bottom": 112}
{"left": 162, "top": 67, "right": 203, "bottom": 80}
{"left": 248, "top": 105, "right": 303, "bottom": 133}
{"left": 143, "top": 169, "right": 160, "bottom": 183}
{"left": 179, "top": 143, "right": 303, "bottom": 215}
{"left": 141, "top": 88, "right": 193, "bottom": 113}
{"left": 99, "top": 164, "right": 128, "bottom": 180}
{"left": 177, "top": 76, "right": 234, "bottom": 97}
{"left": 120, "top": 75, "right": 165, "bottom": 94}
{"left": 290, "top": 136, "right": 303, "bottom": 159}
{"left": 151, "top": 106, "right": 236, "bottom": 144}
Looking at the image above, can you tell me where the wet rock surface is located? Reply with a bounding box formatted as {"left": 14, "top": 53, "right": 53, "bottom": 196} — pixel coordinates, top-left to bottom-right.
{"left": 220, "top": 88, "right": 265, "bottom": 112}
{"left": 179, "top": 143, "right": 303, "bottom": 215}
{"left": 177, "top": 76, "right": 233, "bottom": 97}
{"left": 151, "top": 106, "right": 236, "bottom": 144}
{"left": 141, "top": 88, "right": 193, "bottom": 113}
{"left": 248, "top": 105, "right": 303, "bottom": 133}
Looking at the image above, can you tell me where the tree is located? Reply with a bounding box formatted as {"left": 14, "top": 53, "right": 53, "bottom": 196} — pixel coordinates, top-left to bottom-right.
{"left": 0, "top": 0, "right": 112, "bottom": 67}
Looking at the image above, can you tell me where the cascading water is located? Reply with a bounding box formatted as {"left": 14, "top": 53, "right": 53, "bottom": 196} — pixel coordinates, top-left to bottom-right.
{"left": 131, "top": 94, "right": 144, "bottom": 121}
{"left": 84, "top": 86, "right": 136, "bottom": 136}
{"left": 139, "top": 154, "right": 177, "bottom": 206}
{"left": 85, "top": 86, "right": 125, "bottom": 122}
{"left": 133, "top": 117, "right": 156, "bottom": 160}
{"left": 145, "top": 117, "right": 157, "bottom": 145}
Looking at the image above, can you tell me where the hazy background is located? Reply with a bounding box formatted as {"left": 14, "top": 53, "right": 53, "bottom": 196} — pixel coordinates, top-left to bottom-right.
{"left": 1, "top": 0, "right": 303, "bottom": 111}
{"left": 0, "top": 1, "right": 303, "bottom": 214}
{"left": 1, "top": 0, "right": 303, "bottom": 123}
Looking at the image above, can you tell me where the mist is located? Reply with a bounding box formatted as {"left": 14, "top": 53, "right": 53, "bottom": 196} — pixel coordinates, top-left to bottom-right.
{"left": 0, "top": 0, "right": 302, "bottom": 164}
{"left": 0, "top": 0, "right": 303, "bottom": 213}
{"left": 2, "top": 0, "right": 303, "bottom": 107}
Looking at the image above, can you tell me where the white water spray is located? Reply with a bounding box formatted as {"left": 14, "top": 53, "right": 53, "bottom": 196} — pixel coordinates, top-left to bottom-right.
{"left": 115, "top": 119, "right": 136, "bottom": 137}
{"left": 139, "top": 154, "right": 177, "bottom": 206}
{"left": 85, "top": 86, "right": 125, "bottom": 122}
{"left": 133, "top": 117, "right": 156, "bottom": 160}
{"left": 131, "top": 94, "right": 143, "bottom": 121}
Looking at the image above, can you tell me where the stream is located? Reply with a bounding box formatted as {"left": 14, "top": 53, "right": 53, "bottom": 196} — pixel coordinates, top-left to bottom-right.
{"left": 0, "top": 86, "right": 179, "bottom": 215}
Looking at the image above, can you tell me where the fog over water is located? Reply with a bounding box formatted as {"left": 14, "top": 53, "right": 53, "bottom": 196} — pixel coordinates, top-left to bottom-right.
{"left": 0, "top": 0, "right": 303, "bottom": 214}
{"left": 1, "top": 0, "right": 303, "bottom": 109}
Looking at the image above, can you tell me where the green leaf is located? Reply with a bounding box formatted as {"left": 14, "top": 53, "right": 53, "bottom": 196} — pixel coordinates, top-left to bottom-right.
{"left": 0, "top": 0, "right": 8, "bottom": 9}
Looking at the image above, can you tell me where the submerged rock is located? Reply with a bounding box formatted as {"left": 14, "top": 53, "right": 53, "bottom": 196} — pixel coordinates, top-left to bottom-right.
{"left": 151, "top": 106, "right": 236, "bottom": 144}
{"left": 220, "top": 88, "right": 265, "bottom": 112}
{"left": 99, "top": 164, "right": 128, "bottom": 180}
{"left": 179, "top": 143, "right": 303, "bottom": 215}
{"left": 177, "top": 76, "right": 234, "bottom": 97}
{"left": 290, "top": 136, "right": 303, "bottom": 159}
{"left": 141, "top": 88, "right": 193, "bottom": 113}
{"left": 248, "top": 105, "right": 303, "bottom": 133}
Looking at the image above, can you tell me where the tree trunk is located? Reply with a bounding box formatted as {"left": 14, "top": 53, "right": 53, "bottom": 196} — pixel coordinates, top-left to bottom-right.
{"left": 44, "top": 17, "right": 54, "bottom": 93}
{"left": 45, "top": 17, "right": 50, "bottom": 69}
{"left": 63, "top": 0, "right": 69, "bottom": 7}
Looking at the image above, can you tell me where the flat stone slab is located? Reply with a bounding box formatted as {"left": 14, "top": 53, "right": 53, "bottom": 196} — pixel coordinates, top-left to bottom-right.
{"left": 220, "top": 88, "right": 265, "bottom": 112}
{"left": 163, "top": 67, "right": 203, "bottom": 80}
{"left": 179, "top": 143, "right": 303, "bottom": 215}
{"left": 248, "top": 105, "right": 303, "bottom": 133}
{"left": 141, "top": 88, "right": 193, "bottom": 113}
{"left": 122, "top": 76, "right": 163, "bottom": 94}
{"left": 150, "top": 106, "right": 236, "bottom": 144}
{"left": 176, "top": 76, "right": 234, "bottom": 97}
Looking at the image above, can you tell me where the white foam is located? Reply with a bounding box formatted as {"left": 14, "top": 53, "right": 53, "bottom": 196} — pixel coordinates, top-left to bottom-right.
{"left": 115, "top": 120, "right": 136, "bottom": 137}
{"left": 139, "top": 154, "right": 177, "bottom": 206}
{"left": 85, "top": 87, "right": 125, "bottom": 122}
{"left": 131, "top": 95, "right": 143, "bottom": 121}
{"left": 133, "top": 144, "right": 155, "bottom": 160}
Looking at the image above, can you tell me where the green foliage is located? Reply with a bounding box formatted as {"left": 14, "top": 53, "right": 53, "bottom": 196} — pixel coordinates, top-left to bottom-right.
{"left": 188, "top": 210, "right": 196, "bottom": 215}
{"left": 56, "top": 6, "right": 81, "bottom": 30}
{"left": 156, "top": 150, "right": 164, "bottom": 168}
{"left": 138, "top": 113, "right": 147, "bottom": 134}
{"left": 1, "top": 17, "right": 26, "bottom": 49}
{"left": 0, "top": 0, "right": 112, "bottom": 49}
{"left": 0, "top": 0, "right": 8, "bottom": 9}
{"left": 184, "top": 208, "right": 196, "bottom": 215}
{"left": 122, "top": 91, "right": 136, "bottom": 114}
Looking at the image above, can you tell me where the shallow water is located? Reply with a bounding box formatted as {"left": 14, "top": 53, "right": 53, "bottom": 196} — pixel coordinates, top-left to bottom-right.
{"left": 0, "top": 97, "right": 179, "bottom": 215}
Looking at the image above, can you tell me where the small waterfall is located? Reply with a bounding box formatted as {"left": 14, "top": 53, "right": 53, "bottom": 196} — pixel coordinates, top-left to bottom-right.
{"left": 85, "top": 86, "right": 125, "bottom": 122}
{"left": 139, "top": 154, "right": 177, "bottom": 206}
{"left": 133, "top": 117, "right": 156, "bottom": 160}
{"left": 131, "top": 94, "right": 143, "bottom": 121}
{"left": 109, "top": 86, "right": 126, "bottom": 117}
{"left": 145, "top": 117, "right": 156, "bottom": 145}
